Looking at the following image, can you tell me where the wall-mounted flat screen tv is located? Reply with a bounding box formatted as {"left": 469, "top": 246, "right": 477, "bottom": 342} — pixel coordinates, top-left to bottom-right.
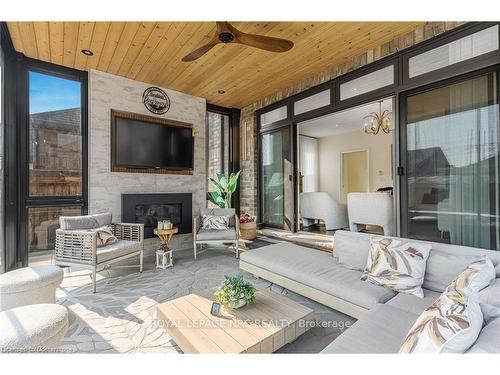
{"left": 112, "top": 110, "right": 194, "bottom": 172}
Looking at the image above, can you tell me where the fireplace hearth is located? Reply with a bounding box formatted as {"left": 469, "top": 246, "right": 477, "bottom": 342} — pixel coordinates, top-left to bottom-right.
{"left": 122, "top": 193, "right": 192, "bottom": 238}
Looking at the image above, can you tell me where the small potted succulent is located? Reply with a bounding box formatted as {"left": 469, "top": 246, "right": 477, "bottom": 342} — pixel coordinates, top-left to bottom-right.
{"left": 214, "top": 275, "right": 256, "bottom": 309}
{"left": 239, "top": 213, "right": 257, "bottom": 240}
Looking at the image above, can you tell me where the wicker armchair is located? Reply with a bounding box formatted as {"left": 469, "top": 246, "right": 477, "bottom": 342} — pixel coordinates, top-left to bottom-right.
{"left": 55, "top": 213, "right": 144, "bottom": 293}
{"left": 193, "top": 208, "right": 239, "bottom": 260}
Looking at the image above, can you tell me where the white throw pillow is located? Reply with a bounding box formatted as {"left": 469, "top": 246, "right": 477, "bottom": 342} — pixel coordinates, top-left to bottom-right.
{"left": 453, "top": 255, "right": 495, "bottom": 293}
{"left": 361, "top": 236, "right": 431, "bottom": 298}
{"left": 399, "top": 259, "right": 489, "bottom": 354}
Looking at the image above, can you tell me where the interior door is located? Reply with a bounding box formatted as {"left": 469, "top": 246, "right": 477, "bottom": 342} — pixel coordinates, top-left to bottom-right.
{"left": 260, "top": 126, "right": 294, "bottom": 230}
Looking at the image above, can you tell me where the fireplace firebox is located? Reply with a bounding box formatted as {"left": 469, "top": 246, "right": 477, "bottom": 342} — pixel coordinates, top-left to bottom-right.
{"left": 121, "top": 193, "right": 192, "bottom": 238}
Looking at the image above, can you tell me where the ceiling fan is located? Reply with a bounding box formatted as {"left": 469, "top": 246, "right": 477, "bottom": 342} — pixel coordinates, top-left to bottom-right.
{"left": 182, "top": 22, "right": 294, "bottom": 62}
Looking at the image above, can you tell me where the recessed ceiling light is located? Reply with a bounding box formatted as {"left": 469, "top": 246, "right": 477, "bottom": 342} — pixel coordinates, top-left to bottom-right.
{"left": 218, "top": 90, "right": 225, "bottom": 94}
{"left": 81, "top": 49, "right": 94, "bottom": 56}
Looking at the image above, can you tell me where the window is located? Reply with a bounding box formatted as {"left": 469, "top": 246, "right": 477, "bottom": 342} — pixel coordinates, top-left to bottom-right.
{"left": 340, "top": 65, "right": 394, "bottom": 100}
{"left": 409, "top": 25, "right": 499, "bottom": 78}
{"left": 260, "top": 106, "right": 287, "bottom": 126}
{"left": 29, "top": 72, "right": 82, "bottom": 196}
{"left": 27, "top": 69, "right": 86, "bottom": 263}
{"left": 294, "top": 89, "right": 330, "bottom": 115}
{"left": 206, "top": 111, "right": 230, "bottom": 189}
{"left": 404, "top": 73, "right": 499, "bottom": 250}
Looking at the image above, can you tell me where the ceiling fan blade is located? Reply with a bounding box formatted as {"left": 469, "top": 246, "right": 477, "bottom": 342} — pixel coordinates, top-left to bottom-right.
{"left": 182, "top": 40, "right": 219, "bottom": 62}
{"left": 229, "top": 23, "right": 293, "bottom": 53}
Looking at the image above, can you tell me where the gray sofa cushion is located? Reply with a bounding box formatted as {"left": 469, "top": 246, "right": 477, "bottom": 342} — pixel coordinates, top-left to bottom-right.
{"left": 479, "top": 279, "right": 500, "bottom": 323}
{"left": 333, "top": 230, "right": 369, "bottom": 271}
{"left": 60, "top": 213, "right": 112, "bottom": 230}
{"left": 240, "top": 242, "right": 396, "bottom": 309}
{"left": 385, "top": 288, "right": 441, "bottom": 315}
{"left": 423, "top": 252, "right": 485, "bottom": 292}
{"left": 196, "top": 228, "right": 237, "bottom": 241}
{"left": 96, "top": 240, "right": 140, "bottom": 264}
{"left": 467, "top": 317, "right": 500, "bottom": 353}
{"left": 321, "top": 304, "right": 417, "bottom": 353}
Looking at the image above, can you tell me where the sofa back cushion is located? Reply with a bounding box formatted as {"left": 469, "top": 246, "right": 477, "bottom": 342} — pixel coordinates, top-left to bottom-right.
{"left": 59, "top": 212, "right": 112, "bottom": 230}
{"left": 334, "top": 230, "right": 500, "bottom": 292}
{"left": 479, "top": 279, "right": 500, "bottom": 323}
{"left": 467, "top": 316, "right": 500, "bottom": 353}
{"left": 333, "top": 230, "right": 370, "bottom": 270}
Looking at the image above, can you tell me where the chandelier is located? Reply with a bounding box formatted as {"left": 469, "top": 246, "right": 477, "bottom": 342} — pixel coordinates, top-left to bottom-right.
{"left": 363, "top": 101, "right": 392, "bottom": 135}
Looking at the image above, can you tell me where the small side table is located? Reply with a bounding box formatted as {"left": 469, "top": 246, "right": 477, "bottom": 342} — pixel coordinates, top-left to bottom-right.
{"left": 154, "top": 227, "right": 178, "bottom": 270}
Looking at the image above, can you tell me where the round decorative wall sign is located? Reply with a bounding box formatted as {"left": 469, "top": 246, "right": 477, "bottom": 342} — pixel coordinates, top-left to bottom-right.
{"left": 142, "top": 87, "right": 171, "bottom": 115}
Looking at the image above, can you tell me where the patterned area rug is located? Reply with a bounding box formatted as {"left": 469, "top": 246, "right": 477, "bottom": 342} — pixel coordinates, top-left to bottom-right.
{"left": 57, "top": 247, "right": 355, "bottom": 353}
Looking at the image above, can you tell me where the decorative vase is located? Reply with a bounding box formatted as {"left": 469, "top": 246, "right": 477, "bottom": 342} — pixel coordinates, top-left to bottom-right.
{"left": 240, "top": 222, "right": 257, "bottom": 240}
{"left": 226, "top": 299, "right": 246, "bottom": 309}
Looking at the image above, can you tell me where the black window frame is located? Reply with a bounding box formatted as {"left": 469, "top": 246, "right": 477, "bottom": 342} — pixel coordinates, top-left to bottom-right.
{"left": 0, "top": 31, "right": 89, "bottom": 269}
{"left": 206, "top": 103, "right": 240, "bottom": 213}
{"left": 398, "top": 65, "right": 500, "bottom": 247}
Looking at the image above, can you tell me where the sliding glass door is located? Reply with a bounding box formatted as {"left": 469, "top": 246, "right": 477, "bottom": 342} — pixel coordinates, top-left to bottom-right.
{"left": 401, "top": 72, "right": 500, "bottom": 250}
{"left": 260, "top": 126, "right": 294, "bottom": 230}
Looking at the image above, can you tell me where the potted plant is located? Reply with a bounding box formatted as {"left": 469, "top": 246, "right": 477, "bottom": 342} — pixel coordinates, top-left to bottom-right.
{"left": 214, "top": 275, "right": 256, "bottom": 309}
{"left": 239, "top": 213, "right": 257, "bottom": 240}
{"left": 206, "top": 171, "right": 240, "bottom": 208}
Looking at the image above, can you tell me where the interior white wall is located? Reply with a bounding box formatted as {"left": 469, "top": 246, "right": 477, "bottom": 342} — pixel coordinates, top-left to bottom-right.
{"left": 88, "top": 70, "right": 206, "bottom": 253}
{"left": 299, "top": 135, "right": 319, "bottom": 192}
{"left": 318, "top": 131, "right": 393, "bottom": 202}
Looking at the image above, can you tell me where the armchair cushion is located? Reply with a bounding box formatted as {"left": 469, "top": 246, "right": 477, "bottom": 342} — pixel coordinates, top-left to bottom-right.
{"left": 96, "top": 240, "right": 141, "bottom": 264}
{"left": 59, "top": 212, "right": 112, "bottom": 230}
{"left": 196, "top": 228, "right": 237, "bottom": 241}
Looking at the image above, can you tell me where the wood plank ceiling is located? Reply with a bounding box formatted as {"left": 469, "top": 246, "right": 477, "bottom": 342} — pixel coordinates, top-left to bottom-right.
{"left": 7, "top": 22, "right": 426, "bottom": 108}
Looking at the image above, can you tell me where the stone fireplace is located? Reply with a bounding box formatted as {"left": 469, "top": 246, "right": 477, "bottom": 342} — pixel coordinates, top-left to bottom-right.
{"left": 121, "top": 193, "right": 192, "bottom": 239}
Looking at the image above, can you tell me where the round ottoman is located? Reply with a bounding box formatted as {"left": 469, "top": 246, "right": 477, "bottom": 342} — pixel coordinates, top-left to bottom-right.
{"left": 0, "top": 304, "right": 69, "bottom": 351}
{"left": 0, "top": 266, "right": 64, "bottom": 311}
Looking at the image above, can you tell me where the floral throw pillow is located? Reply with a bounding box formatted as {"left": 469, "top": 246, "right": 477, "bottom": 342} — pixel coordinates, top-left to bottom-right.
{"left": 201, "top": 215, "right": 229, "bottom": 230}
{"left": 361, "top": 236, "right": 432, "bottom": 298}
{"left": 399, "top": 259, "right": 489, "bottom": 353}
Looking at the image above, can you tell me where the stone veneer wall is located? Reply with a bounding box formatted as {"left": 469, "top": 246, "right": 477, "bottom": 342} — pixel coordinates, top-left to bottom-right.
{"left": 88, "top": 70, "right": 206, "bottom": 255}
{"left": 239, "top": 21, "right": 465, "bottom": 216}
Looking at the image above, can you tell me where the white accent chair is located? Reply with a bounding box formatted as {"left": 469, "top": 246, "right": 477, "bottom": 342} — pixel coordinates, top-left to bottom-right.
{"left": 347, "top": 192, "right": 394, "bottom": 236}
{"left": 55, "top": 213, "right": 144, "bottom": 293}
{"left": 0, "top": 266, "right": 68, "bottom": 351}
{"left": 299, "top": 192, "right": 348, "bottom": 230}
{"left": 193, "top": 208, "right": 239, "bottom": 259}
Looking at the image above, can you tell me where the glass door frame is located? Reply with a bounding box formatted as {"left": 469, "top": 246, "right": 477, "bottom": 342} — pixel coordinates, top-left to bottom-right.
{"left": 16, "top": 57, "right": 88, "bottom": 267}
{"left": 398, "top": 65, "right": 500, "bottom": 243}
{"left": 258, "top": 123, "right": 297, "bottom": 230}
{"left": 206, "top": 103, "right": 241, "bottom": 213}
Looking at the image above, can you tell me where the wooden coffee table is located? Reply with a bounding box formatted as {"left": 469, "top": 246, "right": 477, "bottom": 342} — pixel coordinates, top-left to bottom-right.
{"left": 156, "top": 286, "right": 314, "bottom": 353}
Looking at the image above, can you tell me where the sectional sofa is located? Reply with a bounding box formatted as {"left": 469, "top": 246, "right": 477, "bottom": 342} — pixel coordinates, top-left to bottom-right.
{"left": 239, "top": 230, "right": 500, "bottom": 353}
